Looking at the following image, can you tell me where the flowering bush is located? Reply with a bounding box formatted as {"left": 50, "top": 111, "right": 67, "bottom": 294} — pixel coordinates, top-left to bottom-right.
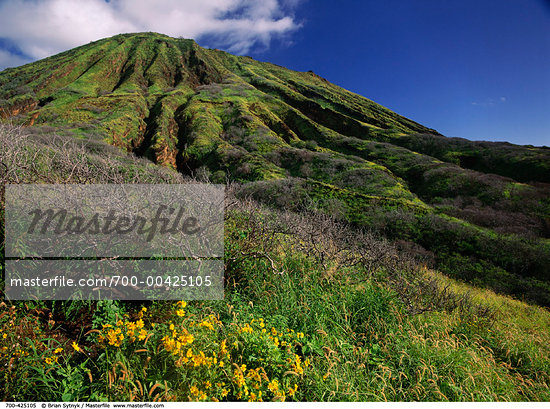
{"left": 0, "top": 303, "right": 93, "bottom": 401}
{"left": 94, "top": 302, "right": 310, "bottom": 401}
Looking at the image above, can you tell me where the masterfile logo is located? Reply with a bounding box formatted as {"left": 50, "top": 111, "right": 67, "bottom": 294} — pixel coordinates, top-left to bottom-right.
{"left": 26, "top": 204, "right": 202, "bottom": 242}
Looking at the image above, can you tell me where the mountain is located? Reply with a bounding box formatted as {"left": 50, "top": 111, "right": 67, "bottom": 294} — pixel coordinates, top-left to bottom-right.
{"left": 2, "top": 32, "right": 550, "bottom": 402}
{"left": 1, "top": 32, "right": 549, "bottom": 305}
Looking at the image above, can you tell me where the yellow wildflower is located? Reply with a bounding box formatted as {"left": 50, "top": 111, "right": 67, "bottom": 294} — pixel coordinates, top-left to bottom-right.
{"left": 288, "top": 384, "right": 298, "bottom": 397}
{"left": 292, "top": 354, "right": 304, "bottom": 375}
{"left": 54, "top": 347, "right": 63, "bottom": 354}
{"left": 72, "top": 342, "right": 80, "bottom": 352}
{"left": 267, "top": 379, "right": 279, "bottom": 393}
{"left": 162, "top": 336, "right": 176, "bottom": 352}
{"left": 199, "top": 320, "right": 214, "bottom": 330}
{"left": 106, "top": 328, "right": 124, "bottom": 347}
{"left": 178, "top": 330, "right": 194, "bottom": 345}
{"left": 138, "top": 329, "right": 147, "bottom": 341}
{"left": 220, "top": 339, "right": 228, "bottom": 356}
{"left": 233, "top": 369, "right": 246, "bottom": 387}
{"left": 239, "top": 323, "right": 253, "bottom": 334}
{"left": 192, "top": 351, "right": 207, "bottom": 366}
{"left": 247, "top": 368, "right": 262, "bottom": 382}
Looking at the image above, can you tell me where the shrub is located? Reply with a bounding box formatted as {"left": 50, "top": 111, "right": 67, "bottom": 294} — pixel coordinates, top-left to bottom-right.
{"left": 92, "top": 302, "right": 310, "bottom": 401}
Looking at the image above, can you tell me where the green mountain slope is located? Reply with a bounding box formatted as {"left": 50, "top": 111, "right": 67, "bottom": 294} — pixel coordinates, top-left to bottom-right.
{"left": 1, "top": 33, "right": 550, "bottom": 402}
{"left": 1, "top": 32, "right": 549, "bottom": 305}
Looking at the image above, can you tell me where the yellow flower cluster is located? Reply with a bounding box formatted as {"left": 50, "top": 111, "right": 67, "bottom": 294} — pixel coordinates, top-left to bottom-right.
{"left": 105, "top": 327, "right": 124, "bottom": 347}
{"left": 160, "top": 305, "right": 224, "bottom": 372}
{"left": 214, "top": 319, "right": 311, "bottom": 401}
{"left": 88, "top": 301, "right": 310, "bottom": 402}
{"left": 97, "top": 309, "right": 149, "bottom": 348}
{"left": 0, "top": 307, "right": 41, "bottom": 369}
{"left": 0, "top": 306, "right": 85, "bottom": 379}
{"left": 288, "top": 383, "right": 298, "bottom": 397}
{"left": 231, "top": 364, "right": 267, "bottom": 401}
{"left": 44, "top": 356, "right": 58, "bottom": 365}
{"left": 288, "top": 353, "right": 310, "bottom": 375}
{"left": 162, "top": 325, "right": 195, "bottom": 356}
{"left": 239, "top": 323, "right": 253, "bottom": 334}
{"left": 266, "top": 379, "right": 288, "bottom": 401}
{"left": 220, "top": 339, "right": 228, "bottom": 356}
{"left": 198, "top": 314, "right": 220, "bottom": 330}
{"left": 170, "top": 344, "right": 219, "bottom": 369}
{"left": 43, "top": 347, "right": 64, "bottom": 365}
{"left": 175, "top": 301, "right": 186, "bottom": 318}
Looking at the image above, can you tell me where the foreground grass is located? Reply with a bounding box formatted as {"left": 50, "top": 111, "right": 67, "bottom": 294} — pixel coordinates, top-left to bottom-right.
{"left": 1, "top": 202, "right": 549, "bottom": 401}
{"left": 0, "top": 124, "right": 548, "bottom": 401}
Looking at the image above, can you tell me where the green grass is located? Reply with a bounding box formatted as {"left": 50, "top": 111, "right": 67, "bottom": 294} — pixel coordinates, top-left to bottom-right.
{"left": 1, "top": 123, "right": 550, "bottom": 401}
{"left": 3, "top": 198, "right": 549, "bottom": 401}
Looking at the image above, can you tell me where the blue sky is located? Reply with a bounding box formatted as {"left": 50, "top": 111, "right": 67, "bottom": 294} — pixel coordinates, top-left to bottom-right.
{"left": 0, "top": 0, "right": 548, "bottom": 146}
{"left": 249, "top": 0, "right": 550, "bottom": 147}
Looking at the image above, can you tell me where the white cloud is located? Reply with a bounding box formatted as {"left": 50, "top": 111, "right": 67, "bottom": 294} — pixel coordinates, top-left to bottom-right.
{"left": 0, "top": 49, "right": 31, "bottom": 70}
{"left": 471, "top": 97, "right": 507, "bottom": 107}
{"left": 0, "top": 0, "right": 301, "bottom": 69}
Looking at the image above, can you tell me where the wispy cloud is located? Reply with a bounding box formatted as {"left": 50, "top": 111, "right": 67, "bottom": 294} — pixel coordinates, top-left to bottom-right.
{"left": 471, "top": 96, "right": 507, "bottom": 107}
{"left": 0, "top": 0, "right": 302, "bottom": 70}
{"left": 0, "top": 49, "right": 31, "bottom": 69}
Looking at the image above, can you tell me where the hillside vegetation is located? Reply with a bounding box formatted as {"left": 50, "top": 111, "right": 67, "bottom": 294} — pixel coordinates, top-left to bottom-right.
{"left": 0, "top": 33, "right": 549, "bottom": 401}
